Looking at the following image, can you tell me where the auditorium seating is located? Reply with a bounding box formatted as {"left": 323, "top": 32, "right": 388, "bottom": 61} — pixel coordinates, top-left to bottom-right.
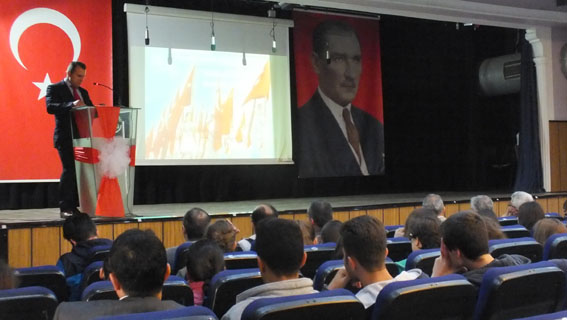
{"left": 204, "top": 268, "right": 263, "bottom": 317}
{"left": 498, "top": 216, "right": 518, "bottom": 226}
{"left": 0, "top": 286, "right": 59, "bottom": 320}
{"left": 542, "top": 233, "right": 567, "bottom": 260}
{"left": 312, "top": 258, "right": 399, "bottom": 292}
{"left": 386, "top": 237, "right": 412, "bottom": 262}
{"left": 172, "top": 241, "right": 194, "bottom": 274}
{"left": 224, "top": 251, "right": 258, "bottom": 270}
{"left": 94, "top": 306, "right": 218, "bottom": 320}
{"left": 514, "top": 310, "right": 567, "bottom": 319}
{"left": 474, "top": 261, "right": 566, "bottom": 320}
{"left": 500, "top": 225, "right": 531, "bottom": 238}
{"left": 405, "top": 248, "right": 441, "bottom": 276}
{"left": 301, "top": 243, "right": 337, "bottom": 279}
{"left": 385, "top": 225, "right": 403, "bottom": 238}
{"left": 371, "top": 274, "right": 476, "bottom": 320}
{"left": 87, "top": 244, "right": 112, "bottom": 265}
{"left": 241, "top": 289, "right": 364, "bottom": 320}
{"left": 82, "top": 276, "right": 194, "bottom": 306}
{"left": 488, "top": 237, "right": 543, "bottom": 262}
{"left": 80, "top": 260, "right": 104, "bottom": 292}
{"left": 544, "top": 212, "right": 561, "bottom": 219}
{"left": 14, "top": 265, "right": 68, "bottom": 302}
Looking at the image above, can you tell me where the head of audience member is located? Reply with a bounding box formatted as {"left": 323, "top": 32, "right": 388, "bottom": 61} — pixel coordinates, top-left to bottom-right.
{"left": 296, "top": 220, "right": 316, "bottom": 245}
{"left": 321, "top": 220, "right": 343, "bottom": 244}
{"left": 470, "top": 195, "right": 494, "bottom": 213}
{"left": 477, "top": 208, "right": 499, "bottom": 223}
{"left": 533, "top": 218, "right": 567, "bottom": 245}
{"left": 517, "top": 201, "right": 545, "bottom": 231}
{"left": 422, "top": 194, "right": 445, "bottom": 218}
{"left": 183, "top": 208, "right": 211, "bottom": 241}
{"left": 0, "top": 260, "right": 18, "bottom": 290}
{"left": 255, "top": 218, "right": 306, "bottom": 283}
{"left": 481, "top": 215, "right": 506, "bottom": 240}
{"left": 340, "top": 215, "right": 390, "bottom": 286}
{"left": 404, "top": 208, "right": 441, "bottom": 251}
{"left": 439, "top": 211, "right": 493, "bottom": 272}
{"left": 62, "top": 213, "right": 98, "bottom": 246}
{"left": 251, "top": 204, "right": 278, "bottom": 231}
{"left": 206, "top": 220, "right": 238, "bottom": 253}
{"left": 507, "top": 191, "right": 534, "bottom": 216}
{"left": 185, "top": 239, "right": 225, "bottom": 286}
{"left": 106, "top": 229, "right": 170, "bottom": 299}
{"left": 563, "top": 200, "right": 567, "bottom": 217}
{"left": 308, "top": 200, "right": 333, "bottom": 233}
{"left": 311, "top": 20, "right": 361, "bottom": 107}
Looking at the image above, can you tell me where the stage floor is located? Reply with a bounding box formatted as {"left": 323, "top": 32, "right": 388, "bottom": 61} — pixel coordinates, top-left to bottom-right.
{"left": 0, "top": 191, "right": 519, "bottom": 225}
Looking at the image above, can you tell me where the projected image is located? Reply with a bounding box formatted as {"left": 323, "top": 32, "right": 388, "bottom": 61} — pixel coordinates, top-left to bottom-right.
{"left": 143, "top": 48, "right": 278, "bottom": 161}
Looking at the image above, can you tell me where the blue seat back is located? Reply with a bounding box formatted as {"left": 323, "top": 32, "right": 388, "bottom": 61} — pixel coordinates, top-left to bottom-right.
{"left": 500, "top": 224, "right": 531, "bottom": 238}
{"left": 488, "top": 237, "right": 542, "bottom": 262}
{"left": 302, "top": 243, "right": 337, "bottom": 279}
{"left": 371, "top": 274, "right": 476, "bottom": 320}
{"left": 14, "top": 265, "right": 68, "bottom": 302}
{"left": 204, "top": 268, "right": 263, "bottom": 318}
{"left": 80, "top": 260, "right": 104, "bottom": 292}
{"left": 88, "top": 244, "right": 112, "bottom": 264}
{"left": 385, "top": 225, "right": 404, "bottom": 238}
{"left": 224, "top": 251, "right": 258, "bottom": 270}
{"left": 387, "top": 237, "right": 412, "bottom": 261}
{"left": 313, "top": 259, "right": 343, "bottom": 291}
{"left": 543, "top": 233, "right": 567, "bottom": 260}
{"left": 405, "top": 248, "right": 441, "bottom": 276}
{"left": 474, "top": 261, "right": 567, "bottom": 320}
{"left": 0, "top": 286, "right": 58, "bottom": 320}
{"left": 498, "top": 216, "right": 519, "bottom": 226}
{"left": 241, "top": 289, "right": 364, "bottom": 320}
{"left": 514, "top": 310, "right": 567, "bottom": 319}
{"left": 173, "top": 241, "right": 194, "bottom": 275}
{"left": 93, "top": 305, "right": 218, "bottom": 320}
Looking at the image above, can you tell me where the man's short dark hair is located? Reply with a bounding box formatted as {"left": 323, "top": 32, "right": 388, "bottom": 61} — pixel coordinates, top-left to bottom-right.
{"left": 341, "top": 215, "right": 387, "bottom": 271}
{"left": 106, "top": 229, "right": 167, "bottom": 297}
{"left": 63, "top": 213, "right": 97, "bottom": 243}
{"left": 321, "top": 220, "right": 342, "bottom": 243}
{"left": 255, "top": 218, "right": 304, "bottom": 277}
{"left": 404, "top": 210, "right": 441, "bottom": 249}
{"left": 251, "top": 204, "right": 278, "bottom": 228}
{"left": 441, "top": 211, "right": 489, "bottom": 260}
{"left": 308, "top": 200, "right": 333, "bottom": 229}
{"left": 312, "top": 20, "right": 358, "bottom": 57}
{"left": 67, "top": 61, "right": 86, "bottom": 74}
{"left": 183, "top": 208, "right": 211, "bottom": 241}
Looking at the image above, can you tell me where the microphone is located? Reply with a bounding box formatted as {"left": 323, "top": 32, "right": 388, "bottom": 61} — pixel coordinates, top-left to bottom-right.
{"left": 93, "top": 82, "right": 122, "bottom": 106}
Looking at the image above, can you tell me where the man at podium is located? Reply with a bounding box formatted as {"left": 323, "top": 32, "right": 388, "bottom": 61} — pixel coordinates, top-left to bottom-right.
{"left": 46, "top": 61, "right": 93, "bottom": 218}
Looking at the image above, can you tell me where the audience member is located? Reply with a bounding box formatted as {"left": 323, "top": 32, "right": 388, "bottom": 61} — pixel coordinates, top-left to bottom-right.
{"left": 393, "top": 207, "right": 437, "bottom": 237}
{"left": 328, "top": 215, "right": 423, "bottom": 309}
{"left": 296, "top": 220, "right": 316, "bottom": 245}
{"left": 206, "top": 219, "right": 238, "bottom": 253}
{"left": 477, "top": 208, "right": 499, "bottom": 222}
{"left": 222, "top": 218, "right": 314, "bottom": 320}
{"left": 470, "top": 195, "right": 494, "bottom": 214}
{"left": 422, "top": 194, "right": 446, "bottom": 221}
{"left": 518, "top": 201, "right": 545, "bottom": 231}
{"left": 533, "top": 218, "right": 567, "bottom": 245}
{"left": 57, "top": 213, "right": 113, "bottom": 300}
{"left": 563, "top": 200, "right": 567, "bottom": 217}
{"left": 237, "top": 204, "right": 278, "bottom": 251}
{"left": 308, "top": 200, "right": 333, "bottom": 242}
{"left": 480, "top": 215, "right": 506, "bottom": 240}
{"left": 185, "top": 239, "right": 225, "bottom": 306}
{"left": 183, "top": 208, "right": 211, "bottom": 241}
{"left": 506, "top": 191, "right": 534, "bottom": 216}
{"left": 0, "top": 260, "right": 18, "bottom": 289}
{"left": 396, "top": 208, "right": 440, "bottom": 270}
{"left": 321, "top": 220, "right": 342, "bottom": 244}
{"left": 54, "top": 229, "right": 182, "bottom": 320}
{"left": 432, "top": 211, "right": 529, "bottom": 286}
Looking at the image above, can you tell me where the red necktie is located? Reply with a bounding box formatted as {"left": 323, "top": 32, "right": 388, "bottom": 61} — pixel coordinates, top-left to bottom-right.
{"left": 342, "top": 107, "right": 361, "bottom": 164}
{"left": 73, "top": 87, "right": 80, "bottom": 100}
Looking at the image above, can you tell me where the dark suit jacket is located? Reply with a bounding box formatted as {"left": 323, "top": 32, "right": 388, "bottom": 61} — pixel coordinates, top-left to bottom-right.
{"left": 298, "top": 91, "right": 384, "bottom": 177}
{"left": 46, "top": 80, "right": 93, "bottom": 148}
{"left": 53, "top": 296, "right": 183, "bottom": 320}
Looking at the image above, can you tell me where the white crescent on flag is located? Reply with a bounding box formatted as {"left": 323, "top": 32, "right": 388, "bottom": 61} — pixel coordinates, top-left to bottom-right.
{"left": 9, "top": 7, "right": 81, "bottom": 70}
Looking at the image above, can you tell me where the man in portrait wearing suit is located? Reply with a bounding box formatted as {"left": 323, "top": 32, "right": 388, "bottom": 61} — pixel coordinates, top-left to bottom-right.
{"left": 298, "top": 20, "right": 384, "bottom": 177}
{"left": 53, "top": 229, "right": 183, "bottom": 320}
{"left": 46, "top": 61, "right": 93, "bottom": 218}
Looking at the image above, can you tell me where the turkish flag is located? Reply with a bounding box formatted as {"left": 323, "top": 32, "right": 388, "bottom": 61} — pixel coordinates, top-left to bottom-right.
{"left": 0, "top": 0, "right": 112, "bottom": 181}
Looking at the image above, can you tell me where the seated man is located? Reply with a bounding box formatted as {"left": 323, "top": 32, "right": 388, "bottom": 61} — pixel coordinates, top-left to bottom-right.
{"left": 54, "top": 229, "right": 183, "bottom": 320}
{"left": 506, "top": 191, "right": 534, "bottom": 216}
{"left": 237, "top": 204, "right": 278, "bottom": 251}
{"left": 328, "top": 215, "right": 423, "bottom": 309}
{"left": 222, "top": 218, "right": 316, "bottom": 320}
{"left": 308, "top": 200, "right": 333, "bottom": 243}
{"left": 182, "top": 207, "right": 211, "bottom": 242}
{"left": 432, "top": 211, "right": 530, "bottom": 286}
{"left": 57, "top": 213, "right": 113, "bottom": 300}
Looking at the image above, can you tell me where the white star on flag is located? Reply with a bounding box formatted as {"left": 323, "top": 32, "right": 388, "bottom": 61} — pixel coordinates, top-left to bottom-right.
{"left": 33, "top": 73, "right": 52, "bottom": 100}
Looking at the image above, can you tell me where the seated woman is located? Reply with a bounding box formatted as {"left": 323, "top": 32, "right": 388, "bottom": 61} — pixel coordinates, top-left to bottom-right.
{"left": 206, "top": 219, "right": 238, "bottom": 253}
{"left": 397, "top": 208, "right": 441, "bottom": 271}
{"left": 533, "top": 218, "right": 567, "bottom": 245}
{"left": 184, "top": 239, "right": 225, "bottom": 306}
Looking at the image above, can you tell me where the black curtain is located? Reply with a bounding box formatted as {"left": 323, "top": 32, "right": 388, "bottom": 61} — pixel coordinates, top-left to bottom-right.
{"left": 513, "top": 34, "right": 544, "bottom": 193}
